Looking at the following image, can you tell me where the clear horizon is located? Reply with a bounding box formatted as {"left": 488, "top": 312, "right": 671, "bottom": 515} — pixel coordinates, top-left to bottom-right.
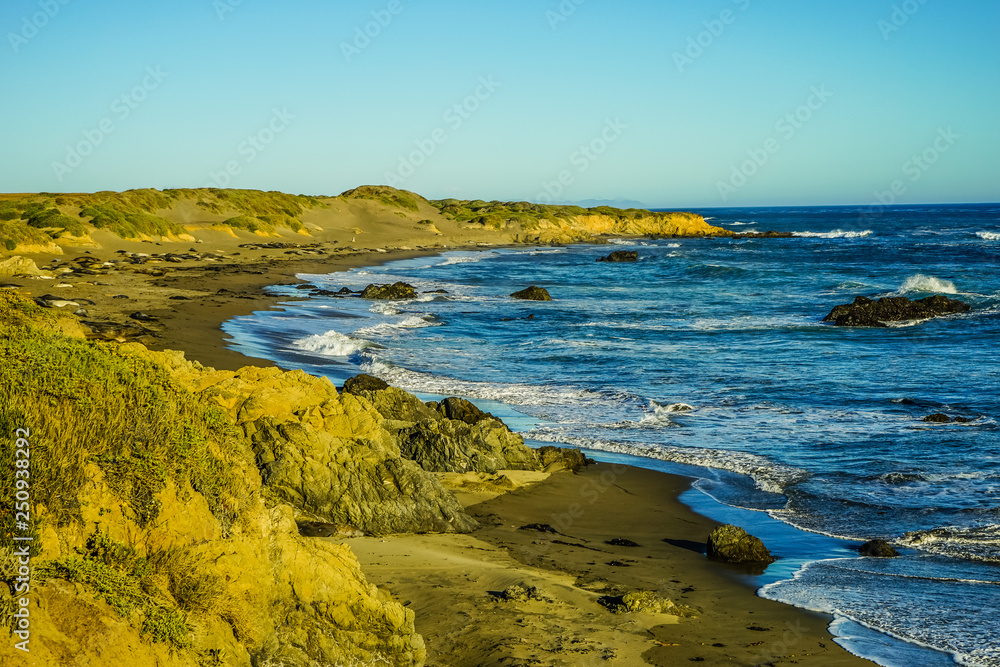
{"left": 2, "top": 0, "right": 997, "bottom": 208}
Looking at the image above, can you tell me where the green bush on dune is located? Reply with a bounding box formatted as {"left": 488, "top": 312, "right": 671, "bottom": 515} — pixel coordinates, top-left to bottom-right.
{"left": 0, "top": 294, "right": 250, "bottom": 646}
{"left": 341, "top": 185, "right": 422, "bottom": 212}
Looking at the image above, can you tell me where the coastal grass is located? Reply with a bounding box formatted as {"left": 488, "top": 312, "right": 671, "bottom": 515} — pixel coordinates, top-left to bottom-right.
{"left": 0, "top": 188, "right": 327, "bottom": 248}
{"left": 431, "top": 198, "right": 590, "bottom": 230}
{"left": 0, "top": 292, "right": 250, "bottom": 644}
{"left": 341, "top": 185, "right": 422, "bottom": 212}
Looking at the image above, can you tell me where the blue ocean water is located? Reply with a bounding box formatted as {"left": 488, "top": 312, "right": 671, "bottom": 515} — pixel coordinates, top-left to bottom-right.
{"left": 225, "top": 204, "right": 1000, "bottom": 666}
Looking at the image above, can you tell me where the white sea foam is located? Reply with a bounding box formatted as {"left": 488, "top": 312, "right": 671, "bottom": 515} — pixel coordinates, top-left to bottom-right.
{"left": 522, "top": 429, "right": 807, "bottom": 494}
{"left": 793, "top": 230, "right": 873, "bottom": 239}
{"left": 898, "top": 524, "right": 1000, "bottom": 563}
{"left": 976, "top": 231, "right": 1000, "bottom": 241}
{"left": 360, "top": 359, "right": 602, "bottom": 408}
{"left": 438, "top": 254, "right": 488, "bottom": 266}
{"left": 294, "top": 330, "right": 373, "bottom": 357}
{"left": 667, "top": 243, "right": 681, "bottom": 248}
{"left": 899, "top": 274, "right": 958, "bottom": 294}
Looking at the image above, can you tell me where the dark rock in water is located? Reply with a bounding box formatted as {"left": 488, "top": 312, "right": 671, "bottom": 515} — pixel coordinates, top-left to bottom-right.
{"left": 954, "top": 416, "right": 974, "bottom": 423}
{"left": 337, "top": 287, "right": 355, "bottom": 294}
{"left": 823, "top": 294, "right": 970, "bottom": 327}
{"left": 706, "top": 524, "right": 775, "bottom": 564}
{"left": 923, "top": 413, "right": 952, "bottom": 423}
{"left": 605, "top": 538, "right": 641, "bottom": 547}
{"left": 424, "top": 289, "right": 449, "bottom": 294}
{"left": 859, "top": 539, "right": 900, "bottom": 558}
{"left": 731, "top": 230, "right": 795, "bottom": 239}
{"left": 537, "top": 445, "right": 593, "bottom": 473}
{"left": 510, "top": 286, "right": 551, "bottom": 301}
{"left": 128, "top": 311, "right": 157, "bottom": 322}
{"left": 361, "top": 281, "right": 416, "bottom": 299}
{"left": 343, "top": 373, "right": 390, "bottom": 394}
{"left": 597, "top": 250, "right": 639, "bottom": 263}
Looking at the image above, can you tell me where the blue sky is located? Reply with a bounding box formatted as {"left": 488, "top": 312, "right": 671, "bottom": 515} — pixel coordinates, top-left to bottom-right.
{"left": 1, "top": 0, "right": 997, "bottom": 207}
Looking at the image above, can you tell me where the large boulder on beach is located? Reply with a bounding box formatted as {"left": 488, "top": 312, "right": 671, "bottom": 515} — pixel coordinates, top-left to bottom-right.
{"left": 537, "top": 445, "right": 593, "bottom": 473}
{"left": 823, "top": 294, "right": 970, "bottom": 327}
{"left": 597, "top": 250, "right": 639, "bottom": 262}
{"left": 510, "top": 286, "right": 552, "bottom": 301}
{"left": 706, "top": 524, "right": 775, "bottom": 564}
{"left": 859, "top": 539, "right": 900, "bottom": 558}
{"left": 360, "top": 281, "right": 416, "bottom": 299}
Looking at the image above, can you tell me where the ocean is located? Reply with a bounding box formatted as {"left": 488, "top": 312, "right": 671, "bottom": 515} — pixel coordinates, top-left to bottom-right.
{"left": 224, "top": 203, "right": 1000, "bottom": 666}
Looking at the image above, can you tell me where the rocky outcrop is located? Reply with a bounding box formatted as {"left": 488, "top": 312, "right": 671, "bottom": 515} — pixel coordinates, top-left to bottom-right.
{"left": 396, "top": 418, "right": 541, "bottom": 474}
{"left": 597, "top": 250, "right": 638, "bottom": 262}
{"left": 361, "top": 282, "right": 417, "bottom": 299}
{"left": 511, "top": 286, "right": 552, "bottom": 301}
{"left": 191, "top": 365, "right": 477, "bottom": 535}
{"left": 537, "top": 445, "right": 593, "bottom": 473}
{"left": 343, "top": 378, "right": 542, "bottom": 474}
{"left": 0, "top": 255, "right": 51, "bottom": 277}
{"left": 0, "top": 293, "right": 428, "bottom": 666}
{"left": 923, "top": 413, "right": 952, "bottom": 423}
{"left": 823, "top": 295, "right": 970, "bottom": 327}
{"left": 859, "top": 540, "right": 900, "bottom": 558}
{"left": 706, "top": 524, "right": 775, "bottom": 564}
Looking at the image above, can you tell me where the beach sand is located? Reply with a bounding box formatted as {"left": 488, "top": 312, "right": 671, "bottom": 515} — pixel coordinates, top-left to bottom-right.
{"left": 3, "top": 226, "right": 874, "bottom": 665}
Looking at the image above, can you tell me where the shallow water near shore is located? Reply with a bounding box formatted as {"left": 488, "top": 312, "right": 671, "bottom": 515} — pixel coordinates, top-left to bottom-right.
{"left": 224, "top": 203, "right": 1000, "bottom": 666}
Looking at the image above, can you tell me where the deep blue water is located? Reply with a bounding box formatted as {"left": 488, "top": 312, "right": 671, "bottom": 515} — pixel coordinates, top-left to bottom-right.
{"left": 225, "top": 204, "right": 1000, "bottom": 666}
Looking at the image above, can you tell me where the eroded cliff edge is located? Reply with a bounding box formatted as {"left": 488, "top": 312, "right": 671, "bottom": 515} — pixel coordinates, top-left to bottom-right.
{"left": 0, "top": 292, "right": 571, "bottom": 666}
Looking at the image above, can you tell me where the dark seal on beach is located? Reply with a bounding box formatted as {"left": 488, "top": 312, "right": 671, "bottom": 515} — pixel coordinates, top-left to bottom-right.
{"left": 510, "top": 286, "right": 552, "bottom": 301}
{"left": 706, "top": 524, "right": 775, "bottom": 564}
{"left": 597, "top": 250, "right": 639, "bottom": 262}
{"left": 822, "top": 294, "right": 970, "bottom": 327}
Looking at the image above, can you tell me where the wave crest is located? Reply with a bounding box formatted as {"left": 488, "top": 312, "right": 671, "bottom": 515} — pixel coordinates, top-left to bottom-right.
{"left": 294, "top": 330, "right": 374, "bottom": 357}
{"left": 899, "top": 274, "right": 957, "bottom": 294}
{"left": 793, "top": 230, "right": 873, "bottom": 239}
{"left": 976, "top": 231, "right": 1000, "bottom": 241}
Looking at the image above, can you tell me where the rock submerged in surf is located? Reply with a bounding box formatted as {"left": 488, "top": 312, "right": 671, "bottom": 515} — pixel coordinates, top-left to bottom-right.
{"left": 510, "top": 286, "right": 552, "bottom": 301}
{"left": 706, "top": 524, "right": 775, "bottom": 564}
{"left": 822, "top": 294, "right": 970, "bottom": 327}
{"left": 360, "top": 281, "right": 416, "bottom": 299}
{"left": 859, "top": 539, "right": 900, "bottom": 558}
{"left": 597, "top": 250, "right": 639, "bottom": 262}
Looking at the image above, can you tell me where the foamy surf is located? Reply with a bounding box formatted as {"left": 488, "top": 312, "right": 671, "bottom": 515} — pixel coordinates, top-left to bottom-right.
{"left": 793, "top": 230, "right": 873, "bottom": 238}
{"left": 976, "top": 231, "right": 1000, "bottom": 241}
{"left": 522, "top": 429, "right": 808, "bottom": 495}
{"left": 294, "top": 330, "right": 375, "bottom": 357}
{"left": 899, "top": 274, "right": 958, "bottom": 294}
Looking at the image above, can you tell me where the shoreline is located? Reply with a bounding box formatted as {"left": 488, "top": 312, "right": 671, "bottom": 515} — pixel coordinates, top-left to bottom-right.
{"left": 3, "top": 240, "right": 875, "bottom": 665}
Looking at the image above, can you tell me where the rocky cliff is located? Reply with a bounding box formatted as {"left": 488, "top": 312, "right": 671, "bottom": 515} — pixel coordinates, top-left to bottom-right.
{"left": 1, "top": 292, "right": 508, "bottom": 666}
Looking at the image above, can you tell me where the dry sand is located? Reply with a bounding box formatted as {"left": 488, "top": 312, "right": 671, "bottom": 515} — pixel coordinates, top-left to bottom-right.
{"left": 1, "top": 222, "right": 874, "bottom": 666}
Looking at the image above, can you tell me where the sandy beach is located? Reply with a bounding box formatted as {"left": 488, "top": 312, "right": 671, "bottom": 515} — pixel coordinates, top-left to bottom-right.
{"left": 0, "top": 195, "right": 872, "bottom": 666}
